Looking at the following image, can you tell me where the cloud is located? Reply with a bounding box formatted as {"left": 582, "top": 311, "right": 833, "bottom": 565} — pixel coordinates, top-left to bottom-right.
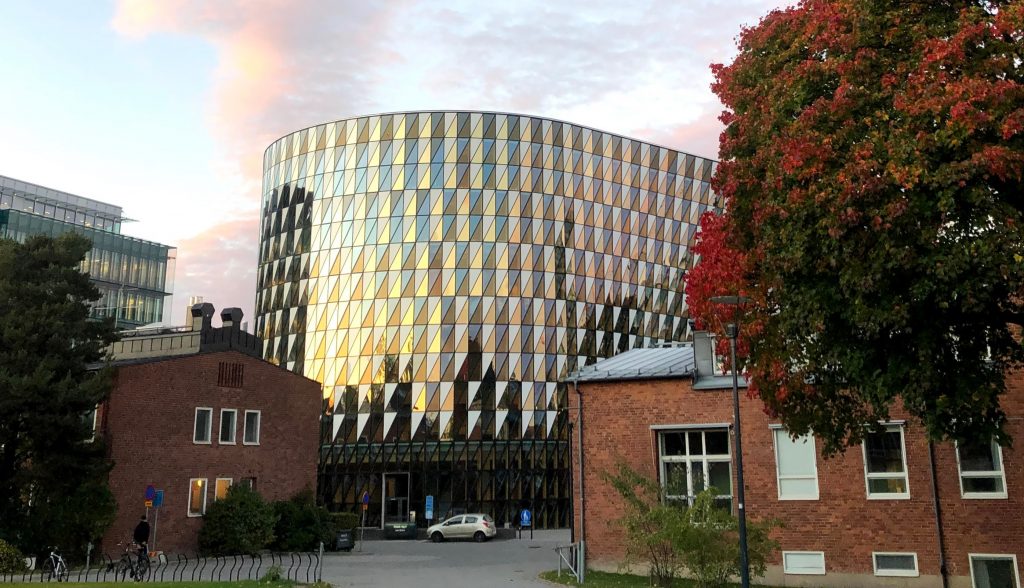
{"left": 111, "top": 0, "right": 787, "bottom": 322}
{"left": 169, "top": 215, "right": 259, "bottom": 324}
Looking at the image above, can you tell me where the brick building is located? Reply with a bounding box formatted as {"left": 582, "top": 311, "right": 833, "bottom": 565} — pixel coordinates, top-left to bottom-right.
{"left": 570, "top": 342, "right": 1022, "bottom": 588}
{"left": 96, "top": 304, "right": 321, "bottom": 555}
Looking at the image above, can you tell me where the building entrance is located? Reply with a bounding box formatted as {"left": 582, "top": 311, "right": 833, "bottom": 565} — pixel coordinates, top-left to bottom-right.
{"left": 383, "top": 472, "right": 409, "bottom": 524}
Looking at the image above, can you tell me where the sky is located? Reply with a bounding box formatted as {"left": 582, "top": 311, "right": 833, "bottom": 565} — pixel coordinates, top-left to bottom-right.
{"left": 0, "top": 0, "right": 789, "bottom": 326}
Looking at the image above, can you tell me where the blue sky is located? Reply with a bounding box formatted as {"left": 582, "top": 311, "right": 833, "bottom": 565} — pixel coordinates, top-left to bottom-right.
{"left": 0, "top": 0, "right": 788, "bottom": 322}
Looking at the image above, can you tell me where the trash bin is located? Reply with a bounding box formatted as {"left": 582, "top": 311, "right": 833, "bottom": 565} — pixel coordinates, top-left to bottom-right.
{"left": 383, "top": 522, "right": 418, "bottom": 540}
{"left": 335, "top": 529, "right": 355, "bottom": 551}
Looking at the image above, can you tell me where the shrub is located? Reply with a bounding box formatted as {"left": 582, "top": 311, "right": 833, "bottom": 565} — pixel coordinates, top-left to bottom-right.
{"left": 327, "top": 512, "right": 360, "bottom": 531}
{"left": 0, "top": 539, "right": 26, "bottom": 573}
{"left": 604, "top": 462, "right": 777, "bottom": 588}
{"left": 198, "top": 485, "right": 276, "bottom": 556}
{"left": 271, "top": 489, "right": 333, "bottom": 551}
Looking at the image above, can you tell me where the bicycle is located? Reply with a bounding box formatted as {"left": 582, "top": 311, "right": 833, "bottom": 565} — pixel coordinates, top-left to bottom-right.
{"left": 114, "top": 541, "right": 149, "bottom": 582}
{"left": 40, "top": 548, "right": 69, "bottom": 582}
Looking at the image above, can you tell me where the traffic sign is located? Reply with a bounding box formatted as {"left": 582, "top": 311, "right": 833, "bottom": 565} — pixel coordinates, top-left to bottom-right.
{"left": 153, "top": 490, "right": 164, "bottom": 508}
{"left": 144, "top": 484, "right": 156, "bottom": 501}
{"left": 361, "top": 491, "right": 370, "bottom": 505}
{"left": 425, "top": 495, "right": 434, "bottom": 520}
{"left": 144, "top": 500, "right": 153, "bottom": 508}
{"left": 520, "top": 509, "right": 532, "bottom": 528}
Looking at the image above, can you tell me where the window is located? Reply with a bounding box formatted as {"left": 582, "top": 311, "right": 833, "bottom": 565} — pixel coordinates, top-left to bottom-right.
{"left": 243, "top": 410, "right": 261, "bottom": 445}
{"left": 958, "top": 440, "right": 1007, "bottom": 498}
{"left": 215, "top": 478, "right": 232, "bottom": 501}
{"left": 783, "top": 551, "right": 826, "bottom": 575}
{"left": 240, "top": 477, "right": 257, "bottom": 491}
{"left": 970, "top": 555, "right": 1020, "bottom": 588}
{"left": 188, "top": 478, "right": 207, "bottom": 517}
{"left": 218, "top": 362, "right": 244, "bottom": 388}
{"left": 219, "top": 409, "right": 237, "bottom": 444}
{"left": 873, "top": 552, "right": 919, "bottom": 577}
{"left": 194, "top": 408, "right": 213, "bottom": 444}
{"left": 772, "top": 427, "right": 819, "bottom": 500}
{"left": 659, "top": 428, "right": 732, "bottom": 510}
{"left": 862, "top": 424, "right": 909, "bottom": 499}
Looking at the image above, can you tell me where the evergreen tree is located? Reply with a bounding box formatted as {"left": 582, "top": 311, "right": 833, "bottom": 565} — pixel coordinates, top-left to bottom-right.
{"left": 0, "top": 233, "right": 119, "bottom": 555}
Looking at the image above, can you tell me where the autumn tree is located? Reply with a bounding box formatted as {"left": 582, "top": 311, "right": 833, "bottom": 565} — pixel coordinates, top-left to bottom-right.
{"left": 687, "top": 0, "right": 1024, "bottom": 454}
{"left": 0, "top": 233, "right": 119, "bottom": 555}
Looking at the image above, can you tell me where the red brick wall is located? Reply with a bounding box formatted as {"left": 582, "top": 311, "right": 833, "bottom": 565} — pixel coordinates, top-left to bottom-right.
{"left": 99, "top": 351, "right": 321, "bottom": 555}
{"left": 570, "top": 374, "right": 1023, "bottom": 586}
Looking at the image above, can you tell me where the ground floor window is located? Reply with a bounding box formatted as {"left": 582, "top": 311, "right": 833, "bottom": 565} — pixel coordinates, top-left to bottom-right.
{"left": 971, "top": 555, "right": 1020, "bottom": 588}
{"left": 658, "top": 428, "right": 732, "bottom": 510}
{"left": 215, "top": 478, "right": 232, "bottom": 501}
{"left": 188, "top": 478, "right": 207, "bottom": 517}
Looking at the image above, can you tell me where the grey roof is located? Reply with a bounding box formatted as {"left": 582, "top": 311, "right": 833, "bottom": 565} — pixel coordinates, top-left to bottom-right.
{"left": 568, "top": 345, "right": 695, "bottom": 382}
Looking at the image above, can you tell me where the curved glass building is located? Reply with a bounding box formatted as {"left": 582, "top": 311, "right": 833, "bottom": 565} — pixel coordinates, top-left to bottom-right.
{"left": 256, "top": 111, "right": 717, "bottom": 528}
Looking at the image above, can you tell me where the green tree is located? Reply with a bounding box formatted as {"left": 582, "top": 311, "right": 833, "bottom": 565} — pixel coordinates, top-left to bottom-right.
{"left": 604, "top": 463, "right": 776, "bottom": 588}
{"left": 687, "top": 0, "right": 1024, "bottom": 454}
{"left": 0, "top": 233, "right": 119, "bottom": 556}
{"left": 198, "top": 484, "right": 276, "bottom": 555}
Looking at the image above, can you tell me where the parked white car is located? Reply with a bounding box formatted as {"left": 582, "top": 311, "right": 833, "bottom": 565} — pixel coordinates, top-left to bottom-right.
{"left": 427, "top": 514, "right": 497, "bottom": 542}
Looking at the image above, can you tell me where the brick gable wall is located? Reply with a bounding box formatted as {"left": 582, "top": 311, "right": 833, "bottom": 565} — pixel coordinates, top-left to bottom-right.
{"left": 99, "top": 351, "right": 321, "bottom": 555}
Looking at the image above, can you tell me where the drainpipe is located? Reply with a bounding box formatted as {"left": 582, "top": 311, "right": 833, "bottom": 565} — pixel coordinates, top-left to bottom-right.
{"left": 575, "top": 377, "right": 585, "bottom": 583}
{"left": 928, "top": 442, "right": 949, "bottom": 588}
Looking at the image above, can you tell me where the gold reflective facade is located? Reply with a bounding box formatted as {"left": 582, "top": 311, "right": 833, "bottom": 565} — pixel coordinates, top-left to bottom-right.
{"left": 256, "top": 111, "right": 717, "bottom": 528}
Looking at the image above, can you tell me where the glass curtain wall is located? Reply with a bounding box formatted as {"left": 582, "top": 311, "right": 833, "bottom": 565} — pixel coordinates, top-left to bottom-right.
{"left": 256, "top": 111, "right": 718, "bottom": 528}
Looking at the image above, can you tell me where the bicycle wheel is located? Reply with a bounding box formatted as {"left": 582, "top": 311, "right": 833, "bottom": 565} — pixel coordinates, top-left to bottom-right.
{"left": 115, "top": 557, "right": 132, "bottom": 581}
{"left": 41, "top": 559, "right": 54, "bottom": 582}
{"left": 55, "top": 561, "right": 69, "bottom": 583}
{"left": 135, "top": 556, "right": 149, "bottom": 581}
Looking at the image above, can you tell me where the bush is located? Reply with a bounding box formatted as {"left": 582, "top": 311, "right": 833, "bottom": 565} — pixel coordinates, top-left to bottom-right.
{"left": 271, "top": 490, "right": 333, "bottom": 551}
{"left": 604, "top": 463, "right": 777, "bottom": 588}
{"left": 198, "top": 485, "right": 276, "bottom": 556}
{"left": 0, "top": 539, "right": 26, "bottom": 573}
{"left": 327, "top": 512, "right": 360, "bottom": 531}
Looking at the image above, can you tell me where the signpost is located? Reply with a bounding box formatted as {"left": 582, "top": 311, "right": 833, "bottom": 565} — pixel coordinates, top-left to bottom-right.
{"left": 359, "top": 491, "right": 369, "bottom": 552}
{"left": 519, "top": 508, "right": 533, "bottom": 540}
{"left": 425, "top": 495, "right": 434, "bottom": 523}
{"left": 152, "top": 490, "right": 164, "bottom": 554}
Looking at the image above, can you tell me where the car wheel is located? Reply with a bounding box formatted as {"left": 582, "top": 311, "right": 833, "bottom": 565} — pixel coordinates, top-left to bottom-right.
{"left": 431, "top": 531, "right": 444, "bottom": 543}
{"left": 474, "top": 531, "right": 486, "bottom": 543}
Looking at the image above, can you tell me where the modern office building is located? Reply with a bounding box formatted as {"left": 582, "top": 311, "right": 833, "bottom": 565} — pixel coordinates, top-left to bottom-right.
{"left": 255, "top": 111, "right": 718, "bottom": 528}
{"left": 0, "top": 175, "right": 175, "bottom": 328}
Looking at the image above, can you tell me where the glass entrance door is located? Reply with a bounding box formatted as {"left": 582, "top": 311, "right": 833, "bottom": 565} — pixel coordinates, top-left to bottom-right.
{"left": 383, "top": 472, "right": 409, "bottom": 523}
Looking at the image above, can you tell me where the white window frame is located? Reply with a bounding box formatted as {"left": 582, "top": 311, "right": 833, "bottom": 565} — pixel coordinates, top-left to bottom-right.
{"left": 873, "top": 552, "right": 919, "bottom": 577}
{"left": 193, "top": 407, "right": 213, "bottom": 444}
{"left": 782, "top": 551, "right": 826, "bottom": 575}
{"left": 219, "top": 409, "right": 237, "bottom": 445}
{"left": 187, "top": 478, "right": 208, "bottom": 517}
{"left": 243, "top": 410, "right": 261, "bottom": 445}
{"left": 658, "top": 428, "right": 732, "bottom": 508}
{"left": 969, "top": 554, "right": 1021, "bottom": 588}
{"left": 771, "top": 425, "right": 820, "bottom": 500}
{"left": 956, "top": 440, "right": 1008, "bottom": 499}
{"left": 214, "top": 477, "right": 233, "bottom": 502}
{"left": 862, "top": 423, "right": 910, "bottom": 500}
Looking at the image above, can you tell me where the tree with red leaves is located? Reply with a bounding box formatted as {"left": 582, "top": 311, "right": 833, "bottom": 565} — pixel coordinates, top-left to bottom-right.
{"left": 687, "top": 0, "right": 1024, "bottom": 454}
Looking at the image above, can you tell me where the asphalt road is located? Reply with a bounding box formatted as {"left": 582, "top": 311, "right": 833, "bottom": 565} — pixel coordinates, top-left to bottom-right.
{"left": 320, "top": 529, "right": 572, "bottom": 587}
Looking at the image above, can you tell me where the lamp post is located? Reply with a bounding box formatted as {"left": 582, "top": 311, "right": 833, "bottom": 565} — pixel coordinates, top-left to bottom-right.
{"left": 710, "top": 294, "right": 751, "bottom": 588}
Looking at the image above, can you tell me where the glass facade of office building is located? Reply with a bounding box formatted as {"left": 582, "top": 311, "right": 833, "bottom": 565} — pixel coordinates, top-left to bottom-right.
{"left": 256, "top": 112, "right": 717, "bottom": 528}
{"left": 0, "top": 175, "right": 175, "bottom": 328}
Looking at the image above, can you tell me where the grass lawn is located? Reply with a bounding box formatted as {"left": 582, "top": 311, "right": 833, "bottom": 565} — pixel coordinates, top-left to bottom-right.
{"left": 540, "top": 569, "right": 782, "bottom": 587}
{"left": 0, "top": 582, "right": 299, "bottom": 588}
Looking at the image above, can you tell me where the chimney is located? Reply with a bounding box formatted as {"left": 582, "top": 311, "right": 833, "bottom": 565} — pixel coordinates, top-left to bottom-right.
{"left": 191, "top": 302, "right": 215, "bottom": 332}
{"left": 220, "top": 307, "right": 243, "bottom": 329}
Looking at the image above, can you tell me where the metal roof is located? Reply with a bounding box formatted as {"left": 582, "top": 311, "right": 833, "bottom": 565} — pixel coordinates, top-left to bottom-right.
{"left": 569, "top": 344, "right": 696, "bottom": 382}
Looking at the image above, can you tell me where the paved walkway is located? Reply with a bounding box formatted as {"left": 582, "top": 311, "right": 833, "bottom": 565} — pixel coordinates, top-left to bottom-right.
{"left": 320, "top": 530, "right": 572, "bottom": 587}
